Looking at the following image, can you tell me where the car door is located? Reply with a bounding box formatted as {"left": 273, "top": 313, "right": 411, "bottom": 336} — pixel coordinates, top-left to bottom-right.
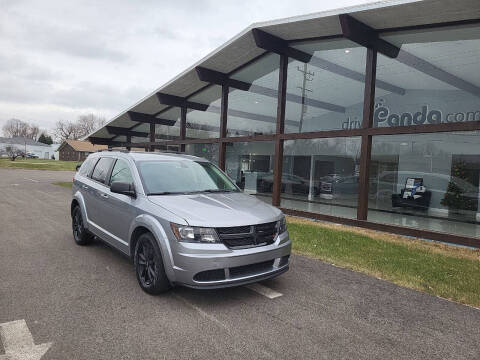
{"left": 76, "top": 156, "right": 99, "bottom": 223}
{"left": 87, "top": 156, "right": 116, "bottom": 235}
{"left": 101, "top": 158, "right": 138, "bottom": 252}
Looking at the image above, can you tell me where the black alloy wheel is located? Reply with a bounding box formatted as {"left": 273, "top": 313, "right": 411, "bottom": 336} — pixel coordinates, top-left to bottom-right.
{"left": 137, "top": 240, "right": 156, "bottom": 287}
{"left": 72, "top": 206, "right": 94, "bottom": 245}
{"left": 134, "top": 233, "right": 170, "bottom": 294}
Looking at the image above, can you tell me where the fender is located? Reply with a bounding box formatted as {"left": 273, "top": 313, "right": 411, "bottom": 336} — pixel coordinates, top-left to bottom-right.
{"left": 72, "top": 190, "right": 90, "bottom": 231}
{"left": 129, "top": 214, "right": 176, "bottom": 282}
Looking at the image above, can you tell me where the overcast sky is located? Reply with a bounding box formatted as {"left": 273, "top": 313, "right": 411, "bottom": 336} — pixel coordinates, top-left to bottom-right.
{"left": 0, "top": 0, "right": 374, "bottom": 134}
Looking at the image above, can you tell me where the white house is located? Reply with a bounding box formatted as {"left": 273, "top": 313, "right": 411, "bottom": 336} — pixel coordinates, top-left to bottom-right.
{"left": 0, "top": 137, "right": 53, "bottom": 159}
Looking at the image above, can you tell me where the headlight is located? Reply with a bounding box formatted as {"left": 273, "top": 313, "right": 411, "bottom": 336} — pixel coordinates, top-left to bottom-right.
{"left": 170, "top": 223, "right": 220, "bottom": 243}
{"left": 277, "top": 216, "right": 287, "bottom": 234}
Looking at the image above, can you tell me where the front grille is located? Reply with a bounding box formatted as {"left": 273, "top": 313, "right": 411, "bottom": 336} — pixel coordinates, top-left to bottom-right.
{"left": 229, "top": 260, "right": 275, "bottom": 278}
{"left": 216, "top": 221, "right": 277, "bottom": 249}
{"left": 193, "top": 269, "right": 225, "bottom": 282}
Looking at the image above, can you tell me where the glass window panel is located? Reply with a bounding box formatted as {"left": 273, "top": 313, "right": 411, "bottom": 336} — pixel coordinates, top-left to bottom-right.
{"left": 285, "top": 39, "right": 366, "bottom": 133}
{"left": 186, "top": 85, "right": 221, "bottom": 139}
{"left": 368, "top": 131, "right": 480, "bottom": 238}
{"left": 91, "top": 157, "right": 115, "bottom": 184}
{"left": 227, "top": 54, "right": 280, "bottom": 137}
{"left": 225, "top": 141, "right": 275, "bottom": 203}
{"left": 374, "top": 26, "right": 480, "bottom": 128}
{"left": 280, "top": 137, "right": 361, "bottom": 219}
{"left": 110, "top": 159, "right": 133, "bottom": 185}
{"left": 156, "top": 107, "right": 181, "bottom": 139}
{"left": 185, "top": 143, "right": 219, "bottom": 165}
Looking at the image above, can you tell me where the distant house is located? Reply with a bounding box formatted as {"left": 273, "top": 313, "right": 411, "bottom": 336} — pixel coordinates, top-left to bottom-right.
{"left": 57, "top": 140, "right": 107, "bottom": 161}
{"left": 0, "top": 137, "right": 53, "bottom": 159}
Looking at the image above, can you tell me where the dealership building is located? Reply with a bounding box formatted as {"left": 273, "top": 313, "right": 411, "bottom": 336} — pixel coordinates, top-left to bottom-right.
{"left": 89, "top": 0, "right": 480, "bottom": 248}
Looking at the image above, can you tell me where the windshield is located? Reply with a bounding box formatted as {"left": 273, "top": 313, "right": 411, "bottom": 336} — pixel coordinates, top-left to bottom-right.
{"left": 137, "top": 160, "right": 239, "bottom": 195}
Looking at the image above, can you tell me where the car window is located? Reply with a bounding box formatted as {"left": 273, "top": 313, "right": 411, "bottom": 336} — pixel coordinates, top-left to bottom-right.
{"left": 137, "top": 160, "right": 238, "bottom": 195}
{"left": 79, "top": 157, "right": 97, "bottom": 177}
{"left": 91, "top": 157, "right": 115, "bottom": 184}
{"left": 110, "top": 159, "right": 134, "bottom": 185}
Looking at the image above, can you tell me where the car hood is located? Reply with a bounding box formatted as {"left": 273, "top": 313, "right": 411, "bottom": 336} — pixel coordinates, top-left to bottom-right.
{"left": 147, "top": 192, "right": 281, "bottom": 227}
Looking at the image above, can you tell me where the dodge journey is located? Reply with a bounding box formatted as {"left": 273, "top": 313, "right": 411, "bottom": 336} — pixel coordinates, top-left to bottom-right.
{"left": 71, "top": 151, "right": 291, "bottom": 294}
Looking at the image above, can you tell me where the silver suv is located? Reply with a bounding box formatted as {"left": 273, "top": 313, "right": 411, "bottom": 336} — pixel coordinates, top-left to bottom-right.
{"left": 71, "top": 151, "right": 291, "bottom": 294}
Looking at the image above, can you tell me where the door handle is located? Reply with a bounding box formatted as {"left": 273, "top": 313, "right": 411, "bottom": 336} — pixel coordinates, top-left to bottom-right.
{"left": 100, "top": 193, "right": 109, "bottom": 199}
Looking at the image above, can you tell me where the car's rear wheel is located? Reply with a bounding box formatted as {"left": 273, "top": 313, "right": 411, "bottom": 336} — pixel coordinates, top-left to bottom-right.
{"left": 134, "top": 233, "right": 171, "bottom": 295}
{"left": 72, "top": 206, "right": 94, "bottom": 245}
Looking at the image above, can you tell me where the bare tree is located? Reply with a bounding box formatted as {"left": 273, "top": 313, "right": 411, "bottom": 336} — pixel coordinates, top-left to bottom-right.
{"left": 0, "top": 145, "right": 24, "bottom": 161}
{"left": 2, "top": 118, "right": 41, "bottom": 140}
{"left": 2, "top": 119, "right": 29, "bottom": 138}
{"left": 54, "top": 114, "right": 106, "bottom": 142}
{"left": 27, "top": 124, "right": 40, "bottom": 141}
{"left": 76, "top": 114, "right": 106, "bottom": 138}
{"left": 54, "top": 120, "right": 81, "bottom": 142}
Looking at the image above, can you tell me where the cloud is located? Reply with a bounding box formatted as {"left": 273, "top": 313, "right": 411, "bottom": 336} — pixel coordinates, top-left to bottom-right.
{"left": 0, "top": 0, "right": 374, "bottom": 133}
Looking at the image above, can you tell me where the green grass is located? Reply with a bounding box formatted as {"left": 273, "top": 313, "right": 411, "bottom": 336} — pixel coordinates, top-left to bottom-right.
{"left": 53, "top": 181, "right": 73, "bottom": 188}
{"left": 0, "top": 158, "right": 78, "bottom": 171}
{"left": 287, "top": 217, "right": 480, "bottom": 308}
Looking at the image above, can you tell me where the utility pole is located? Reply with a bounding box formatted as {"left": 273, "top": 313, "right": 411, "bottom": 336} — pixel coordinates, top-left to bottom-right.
{"left": 296, "top": 64, "right": 316, "bottom": 200}
{"left": 296, "top": 63, "right": 314, "bottom": 133}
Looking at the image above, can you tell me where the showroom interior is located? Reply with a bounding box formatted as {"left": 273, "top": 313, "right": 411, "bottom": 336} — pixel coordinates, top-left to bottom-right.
{"left": 88, "top": 0, "right": 480, "bottom": 248}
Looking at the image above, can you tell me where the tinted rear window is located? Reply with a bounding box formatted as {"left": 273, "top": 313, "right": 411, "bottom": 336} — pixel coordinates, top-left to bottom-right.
{"left": 91, "top": 157, "right": 115, "bottom": 184}
{"left": 79, "top": 157, "right": 97, "bottom": 177}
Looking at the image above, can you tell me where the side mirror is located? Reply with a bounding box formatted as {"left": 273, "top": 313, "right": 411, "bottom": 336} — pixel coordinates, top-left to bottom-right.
{"left": 110, "top": 181, "right": 136, "bottom": 198}
{"left": 76, "top": 163, "right": 82, "bottom": 172}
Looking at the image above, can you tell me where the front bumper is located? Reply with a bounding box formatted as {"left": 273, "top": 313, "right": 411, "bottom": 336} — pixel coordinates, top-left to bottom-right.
{"left": 170, "top": 231, "right": 291, "bottom": 288}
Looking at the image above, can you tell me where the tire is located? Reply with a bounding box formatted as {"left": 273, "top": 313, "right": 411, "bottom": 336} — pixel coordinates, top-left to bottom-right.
{"left": 134, "top": 233, "right": 171, "bottom": 295}
{"left": 72, "top": 206, "right": 94, "bottom": 245}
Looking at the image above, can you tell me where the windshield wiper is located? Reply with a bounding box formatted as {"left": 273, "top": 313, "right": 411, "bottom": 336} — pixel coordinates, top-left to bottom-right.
{"left": 147, "top": 191, "right": 187, "bottom": 196}
{"left": 202, "top": 189, "right": 237, "bottom": 193}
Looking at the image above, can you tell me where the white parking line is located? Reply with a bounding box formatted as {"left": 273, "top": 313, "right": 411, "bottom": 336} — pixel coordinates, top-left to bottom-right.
{"left": 0, "top": 319, "right": 52, "bottom": 359}
{"left": 24, "top": 178, "right": 39, "bottom": 183}
{"left": 245, "top": 283, "right": 283, "bottom": 299}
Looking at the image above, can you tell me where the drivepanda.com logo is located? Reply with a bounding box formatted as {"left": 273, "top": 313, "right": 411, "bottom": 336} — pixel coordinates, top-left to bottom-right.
{"left": 373, "top": 99, "right": 480, "bottom": 127}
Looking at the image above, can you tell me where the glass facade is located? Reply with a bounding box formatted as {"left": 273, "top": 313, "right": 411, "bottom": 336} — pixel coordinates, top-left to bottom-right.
{"left": 184, "top": 143, "right": 219, "bottom": 165}
{"left": 186, "top": 85, "right": 221, "bottom": 139}
{"left": 111, "top": 23, "right": 480, "bottom": 246}
{"left": 155, "top": 107, "right": 181, "bottom": 140}
{"left": 225, "top": 141, "right": 275, "bottom": 202}
{"left": 286, "top": 40, "right": 366, "bottom": 132}
{"left": 368, "top": 132, "right": 480, "bottom": 238}
{"left": 280, "top": 137, "right": 361, "bottom": 218}
{"left": 227, "top": 54, "right": 280, "bottom": 137}
{"left": 374, "top": 27, "right": 480, "bottom": 128}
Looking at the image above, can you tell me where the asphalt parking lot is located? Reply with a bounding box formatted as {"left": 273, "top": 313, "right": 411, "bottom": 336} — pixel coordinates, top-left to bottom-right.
{"left": 0, "top": 168, "right": 479, "bottom": 360}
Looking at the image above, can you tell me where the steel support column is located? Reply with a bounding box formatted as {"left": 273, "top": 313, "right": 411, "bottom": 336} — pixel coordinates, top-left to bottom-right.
{"left": 180, "top": 105, "right": 187, "bottom": 152}
{"left": 218, "top": 84, "right": 229, "bottom": 170}
{"left": 272, "top": 54, "right": 288, "bottom": 207}
{"left": 149, "top": 122, "right": 155, "bottom": 152}
{"left": 357, "top": 47, "right": 377, "bottom": 220}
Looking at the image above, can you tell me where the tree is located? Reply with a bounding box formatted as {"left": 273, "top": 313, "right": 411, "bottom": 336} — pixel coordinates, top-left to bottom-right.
{"left": 76, "top": 114, "right": 106, "bottom": 138}
{"left": 2, "top": 119, "right": 29, "bottom": 138}
{"left": 0, "top": 145, "right": 24, "bottom": 161}
{"left": 54, "top": 114, "right": 106, "bottom": 142}
{"left": 441, "top": 161, "right": 477, "bottom": 213}
{"left": 2, "top": 118, "right": 40, "bottom": 140}
{"left": 38, "top": 133, "right": 53, "bottom": 145}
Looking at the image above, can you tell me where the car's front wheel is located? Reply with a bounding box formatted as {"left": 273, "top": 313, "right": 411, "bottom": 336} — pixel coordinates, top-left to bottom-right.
{"left": 72, "top": 206, "right": 94, "bottom": 245}
{"left": 134, "top": 233, "right": 171, "bottom": 295}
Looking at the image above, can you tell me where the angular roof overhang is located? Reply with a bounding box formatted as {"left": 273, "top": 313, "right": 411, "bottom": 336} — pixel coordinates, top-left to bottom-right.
{"left": 88, "top": 0, "right": 480, "bottom": 144}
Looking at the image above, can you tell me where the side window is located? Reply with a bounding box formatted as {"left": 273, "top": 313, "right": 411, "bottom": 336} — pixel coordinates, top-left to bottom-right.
{"left": 109, "top": 159, "right": 134, "bottom": 185}
{"left": 91, "top": 157, "right": 115, "bottom": 184}
{"left": 79, "top": 157, "right": 97, "bottom": 177}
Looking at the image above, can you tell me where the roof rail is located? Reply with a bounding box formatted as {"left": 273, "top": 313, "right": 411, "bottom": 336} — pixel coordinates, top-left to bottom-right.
{"left": 96, "top": 149, "right": 130, "bottom": 153}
